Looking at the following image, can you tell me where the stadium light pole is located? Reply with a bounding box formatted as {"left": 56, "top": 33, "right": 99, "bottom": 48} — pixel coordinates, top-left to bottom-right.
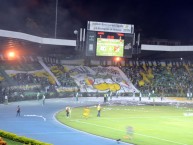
{"left": 54, "top": 0, "right": 58, "bottom": 38}
{"left": 74, "top": 30, "right": 79, "bottom": 51}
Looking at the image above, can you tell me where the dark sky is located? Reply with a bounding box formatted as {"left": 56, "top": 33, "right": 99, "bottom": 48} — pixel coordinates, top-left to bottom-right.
{"left": 0, "top": 0, "right": 193, "bottom": 41}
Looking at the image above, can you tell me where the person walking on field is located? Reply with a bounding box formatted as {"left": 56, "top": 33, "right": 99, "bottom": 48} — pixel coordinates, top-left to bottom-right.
{"left": 16, "top": 105, "right": 21, "bottom": 117}
{"left": 97, "top": 104, "right": 101, "bottom": 117}
{"left": 66, "top": 106, "right": 71, "bottom": 118}
{"left": 83, "top": 107, "right": 90, "bottom": 118}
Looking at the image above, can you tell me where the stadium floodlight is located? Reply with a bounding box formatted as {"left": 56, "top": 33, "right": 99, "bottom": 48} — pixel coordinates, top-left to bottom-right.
{"left": 74, "top": 30, "right": 78, "bottom": 35}
{"left": 7, "top": 51, "right": 16, "bottom": 60}
{"left": 115, "top": 57, "right": 121, "bottom": 62}
{"left": 8, "top": 51, "right": 15, "bottom": 58}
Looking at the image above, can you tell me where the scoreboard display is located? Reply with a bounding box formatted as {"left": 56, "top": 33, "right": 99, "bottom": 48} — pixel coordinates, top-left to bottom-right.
{"left": 86, "top": 21, "right": 134, "bottom": 58}
{"left": 96, "top": 32, "right": 124, "bottom": 57}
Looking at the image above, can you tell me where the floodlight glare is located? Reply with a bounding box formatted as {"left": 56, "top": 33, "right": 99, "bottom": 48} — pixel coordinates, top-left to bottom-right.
{"left": 8, "top": 51, "right": 15, "bottom": 58}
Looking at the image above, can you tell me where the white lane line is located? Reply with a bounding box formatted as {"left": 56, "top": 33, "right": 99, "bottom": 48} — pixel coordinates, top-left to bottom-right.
{"left": 72, "top": 120, "right": 187, "bottom": 145}
{"left": 19, "top": 131, "right": 80, "bottom": 135}
{"left": 24, "top": 114, "right": 46, "bottom": 121}
{"left": 90, "top": 115, "right": 193, "bottom": 121}
{"left": 53, "top": 110, "right": 132, "bottom": 145}
{"left": 98, "top": 116, "right": 187, "bottom": 120}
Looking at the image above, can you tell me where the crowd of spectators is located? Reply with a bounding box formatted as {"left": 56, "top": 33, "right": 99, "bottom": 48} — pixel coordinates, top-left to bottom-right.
{"left": 0, "top": 58, "right": 193, "bottom": 103}
{"left": 121, "top": 62, "right": 193, "bottom": 97}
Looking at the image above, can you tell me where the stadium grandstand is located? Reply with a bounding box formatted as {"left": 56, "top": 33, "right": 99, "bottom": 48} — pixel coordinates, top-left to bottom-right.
{"left": 0, "top": 26, "right": 193, "bottom": 104}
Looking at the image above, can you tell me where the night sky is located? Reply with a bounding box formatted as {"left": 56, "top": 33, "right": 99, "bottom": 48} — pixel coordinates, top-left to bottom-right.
{"left": 0, "top": 0, "right": 193, "bottom": 42}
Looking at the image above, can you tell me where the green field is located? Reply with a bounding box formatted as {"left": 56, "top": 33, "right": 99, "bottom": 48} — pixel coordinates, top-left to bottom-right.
{"left": 56, "top": 105, "right": 193, "bottom": 145}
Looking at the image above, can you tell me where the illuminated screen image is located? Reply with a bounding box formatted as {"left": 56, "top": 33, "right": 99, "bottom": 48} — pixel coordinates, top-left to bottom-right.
{"left": 96, "top": 32, "right": 124, "bottom": 57}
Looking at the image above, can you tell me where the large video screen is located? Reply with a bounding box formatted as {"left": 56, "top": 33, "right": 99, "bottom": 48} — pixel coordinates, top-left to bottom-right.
{"left": 96, "top": 32, "right": 124, "bottom": 57}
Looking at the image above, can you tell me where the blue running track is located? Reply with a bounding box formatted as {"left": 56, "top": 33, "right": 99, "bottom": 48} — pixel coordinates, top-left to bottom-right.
{"left": 0, "top": 98, "right": 132, "bottom": 145}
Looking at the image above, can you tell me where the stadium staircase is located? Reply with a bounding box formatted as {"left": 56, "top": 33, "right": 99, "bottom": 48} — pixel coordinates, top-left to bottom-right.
{"left": 37, "top": 57, "right": 61, "bottom": 86}
{"left": 184, "top": 64, "right": 191, "bottom": 76}
{"left": 0, "top": 67, "right": 17, "bottom": 86}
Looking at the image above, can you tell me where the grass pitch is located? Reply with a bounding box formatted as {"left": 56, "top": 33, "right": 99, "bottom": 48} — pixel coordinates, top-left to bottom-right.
{"left": 56, "top": 105, "right": 193, "bottom": 145}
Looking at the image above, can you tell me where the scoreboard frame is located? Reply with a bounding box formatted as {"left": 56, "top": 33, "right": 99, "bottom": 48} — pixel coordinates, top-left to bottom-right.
{"left": 85, "top": 21, "right": 135, "bottom": 58}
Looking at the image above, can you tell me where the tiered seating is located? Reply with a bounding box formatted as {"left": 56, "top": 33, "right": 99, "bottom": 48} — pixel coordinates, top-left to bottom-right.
{"left": 0, "top": 57, "right": 192, "bottom": 101}
{"left": 49, "top": 64, "right": 77, "bottom": 87}
{"left": 121, "top": 62, "right": 193, "bottom": 97}
{"left": 0, "top": 58, "right": 56, "bottom": 101}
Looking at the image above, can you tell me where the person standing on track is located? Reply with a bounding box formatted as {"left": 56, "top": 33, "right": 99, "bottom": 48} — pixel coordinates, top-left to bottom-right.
{"left": 16, "top": 105, "right": 21, "bottom": 117}
{"left": 37, "top": 92, "right": 40, "bottom": 101}
{"left": 42, "top": 94, "right": 46, "bottom": 105}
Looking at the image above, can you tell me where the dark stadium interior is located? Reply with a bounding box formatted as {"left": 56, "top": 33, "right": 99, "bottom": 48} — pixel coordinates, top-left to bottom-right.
{"left": 1, "top": 36, "right": 193, "bottom": 62}
{"left": 138, "top": 50, "right": 193, "bottom": 61}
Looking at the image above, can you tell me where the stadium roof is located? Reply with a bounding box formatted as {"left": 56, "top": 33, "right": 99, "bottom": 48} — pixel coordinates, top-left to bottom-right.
{"left": 0, "top": 29, "right": 193, "bottom": 61}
